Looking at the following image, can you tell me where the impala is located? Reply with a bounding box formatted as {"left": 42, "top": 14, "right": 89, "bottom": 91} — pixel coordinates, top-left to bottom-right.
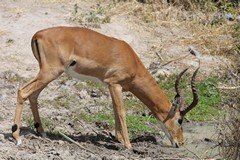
{"left": 12, "top": 26, "right": 199, "bottom": 149}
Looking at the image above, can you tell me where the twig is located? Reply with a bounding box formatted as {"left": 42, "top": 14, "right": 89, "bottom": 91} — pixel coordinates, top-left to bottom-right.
{"left": 217, "top": 86, "right": 240, "bottom": 90}
{"left": 59, "top": 132, "right": 95, "bottom": 154}
{"left": 230, "top": 70, "right": 240, "bottom": 79}
{"left": 188, "top": 46, "right": 201, "bottom": 58}
{"left": 183, "top": 145, "right": 202, "bottom": 159}
{"left": 155, "top": 52, "right": 163, "bottom": 61}
{"left": 224, "top": 61, "right": 240, "bottom": 80}
{"left": 161, "top": 54, "right": 190, "bottom": 66}
{"left": 158, "top": 46, "right": 201, "bottom": 67}
{"left": 228, "top": 104, "right": 240, "bottom": 112}
{"left": 202, "top": 140, "right": 221, "bottom": 159}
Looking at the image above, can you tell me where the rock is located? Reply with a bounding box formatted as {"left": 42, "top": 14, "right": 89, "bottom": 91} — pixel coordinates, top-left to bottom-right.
{"left": 224, "top": 13, "right": 234, "bottom": 21}
{"left": 58, "top": 140, "right": 65, "bottom": 145}
{"left": 148, "top": 62, "right": 161, "bottom": 70}
{"left": 90, "top": 89, "right": 102, "bottom": 98}
{"left": 78, "top": 90, "right": 91, "bottom": 99}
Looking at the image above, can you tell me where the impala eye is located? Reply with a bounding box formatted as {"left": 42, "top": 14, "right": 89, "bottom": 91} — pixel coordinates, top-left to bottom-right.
{"left": 178, "top": 119, "right": 183, "bottom": 125}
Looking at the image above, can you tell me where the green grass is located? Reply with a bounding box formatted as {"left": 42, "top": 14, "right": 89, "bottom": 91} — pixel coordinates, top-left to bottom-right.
{"left": 86, "top": 80, "right": 107, "bottom": 92}
{"left": 124, "top": 98, "right": 145, "bottom": 112}
{"left": 79, "top": 111, "right": 158, "bottom": 138}
{"left": 189, "top": 75, "right": 222, "bottom": 121}
{"left": 23, "top": 115, "right": 55, "bottom": 131}
{"left": 80, "top": 112, "right": 114, "bottom": 126}
{"left": 77, "top": 71, "right": 223, "bottom": 137}
{"left": 44, "top": 94, "right": 79, "bottom": 109}
{"left": 74, "top": 80, "right": 107, "bottom": 93}
{"left": 158, "top": 72, "right": 222, "bottom": 121}
{"left": 126, "top": 114, "right": 158, "bottom": 134}
{"left": 23, "top": 114, "right": 71, "bottom": 139}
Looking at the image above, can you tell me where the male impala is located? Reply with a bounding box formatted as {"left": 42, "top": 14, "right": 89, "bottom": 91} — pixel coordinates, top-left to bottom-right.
{"left": 12, "top": 26, "right": 199, "bottom": 149}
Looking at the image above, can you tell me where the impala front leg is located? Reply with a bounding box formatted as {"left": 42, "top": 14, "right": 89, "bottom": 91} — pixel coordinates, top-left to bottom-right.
{"left": 108, "top": 84, "right": 132, "bottom": 149}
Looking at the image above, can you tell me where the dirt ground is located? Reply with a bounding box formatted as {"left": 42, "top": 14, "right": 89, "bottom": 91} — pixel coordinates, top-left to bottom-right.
{"left": 0, "top": 0, "right": 226, "bottom": 159}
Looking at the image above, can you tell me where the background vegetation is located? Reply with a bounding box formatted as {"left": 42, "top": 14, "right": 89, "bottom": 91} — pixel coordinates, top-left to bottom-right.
{"left": 81, "top": 1, "right": 239, "bottom": 158}
{"left": 22, "top": 0, "right": 239, "bottom": 158}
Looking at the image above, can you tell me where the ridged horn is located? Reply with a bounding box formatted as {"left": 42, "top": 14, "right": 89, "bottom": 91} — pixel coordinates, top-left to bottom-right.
{"left": 180, "top": 65, "right": 200, "bottom": 116}
{"left": 173, "top": 68, "right": 189, "bottom": 112}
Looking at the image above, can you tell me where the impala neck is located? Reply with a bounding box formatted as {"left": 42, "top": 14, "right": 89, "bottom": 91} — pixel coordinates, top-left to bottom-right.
{"left": 129, "top": 68, "right": 172, "bottom": 122}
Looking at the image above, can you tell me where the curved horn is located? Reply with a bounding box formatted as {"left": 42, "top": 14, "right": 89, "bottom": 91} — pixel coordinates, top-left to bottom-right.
{"left": 173, "top": 68, "right": 189, "bottom": 112}
{"left": 181, "top": 63, "right": 200, "bottom": 116}
{"left": 164, "top": 68, "right": 189, "bottom": 122}
{"left": 175, "top": 68, "right": 189, "bottom": 96}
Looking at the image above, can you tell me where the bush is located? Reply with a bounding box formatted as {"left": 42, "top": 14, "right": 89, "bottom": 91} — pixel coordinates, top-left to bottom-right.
{"left": 218, "top": 106, "right": 240, "bottom": 159}
{"left": 218, "top": 53, "right": 240, "bottom": 159}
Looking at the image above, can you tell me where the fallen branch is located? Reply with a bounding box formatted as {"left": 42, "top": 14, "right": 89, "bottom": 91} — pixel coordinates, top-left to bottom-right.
{"left": 59, "top": 132, "right": 95, "bottom": 154}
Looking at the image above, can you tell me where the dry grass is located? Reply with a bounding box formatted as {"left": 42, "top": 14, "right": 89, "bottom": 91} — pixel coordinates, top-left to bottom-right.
{"left": 181, "top": 23, "right": 235, "bottom": 55}
{"left": 39, "top": 0, "right": 71, "bottom": 4}
{"left": 110, "top": 0, "right": 238, "bottom": 55}
{"left": 67, "top": 0, "right": 238, "bottom": 55}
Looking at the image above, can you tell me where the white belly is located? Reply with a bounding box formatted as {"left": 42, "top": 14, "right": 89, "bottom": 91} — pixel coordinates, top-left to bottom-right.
{"left": 66, "top": 67, "right": 106, "bottom": 86}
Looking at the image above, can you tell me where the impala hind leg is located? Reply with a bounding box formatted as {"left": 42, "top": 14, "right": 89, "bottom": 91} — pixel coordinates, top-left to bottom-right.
{"left": 108, "top": 84, "right": 132, "bottom": 149}
{"left": 12, "top": 70, "right": 63, "bottom": 145}
{"left": 29, "top": 87, "right": 46, "bottom": 138}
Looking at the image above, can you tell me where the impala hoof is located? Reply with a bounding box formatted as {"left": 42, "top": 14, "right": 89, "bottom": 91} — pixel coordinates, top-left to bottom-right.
{"left": 16, "top": 138, "right": 22, "bottom": 145}
{"left": 41, "top": 132, "right": 47, "bottom": 138}
{"left": 124, "top": 143, "right": 132, "bottom": 149}
{"left": 175, "top": 143, "right": 179, "bottom": 148}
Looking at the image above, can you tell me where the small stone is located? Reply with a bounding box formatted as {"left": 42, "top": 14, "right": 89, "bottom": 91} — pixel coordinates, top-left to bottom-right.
{"left": 224, "top": 13, "right": 234, "bottom": 21}
{"left": 236, "top": 15, "right": 240, "bottom": 22}
{"left": 58, "top": 140, "right": 64, "bottom": 145}
{"left": 90, "top": 89, "right": 102, "bottom": 98}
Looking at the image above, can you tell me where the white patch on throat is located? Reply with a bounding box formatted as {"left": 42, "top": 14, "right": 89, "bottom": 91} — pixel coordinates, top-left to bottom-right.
{"left": 159, "top": 120, "right": 174, "bottom": 145}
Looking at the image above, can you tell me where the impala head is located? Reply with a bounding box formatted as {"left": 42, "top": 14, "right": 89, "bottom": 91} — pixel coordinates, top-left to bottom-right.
{"left": 163, "top": 63, "right": 200, "bottom": 147}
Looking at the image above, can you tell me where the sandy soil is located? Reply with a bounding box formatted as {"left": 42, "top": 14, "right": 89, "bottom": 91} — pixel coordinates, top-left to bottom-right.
{"left": 0, "top": 0, "right": 224, "bottom": 159}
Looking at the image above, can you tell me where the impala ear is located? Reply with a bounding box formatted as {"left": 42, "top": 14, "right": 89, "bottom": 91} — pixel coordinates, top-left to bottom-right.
{"left": 173, "top": 93, "right": 186, "bottom": 113}
{"left": 175, "top": 68, "right": 188, "bottom": 114}
{"left": 163, "top": 94, "right": 181, "bottom": 123}
{"left": 171, "top": 94, "right": 181, "bottom": 115}
{"left": 173, "top": 94, "right": 181, "bottom": 113}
